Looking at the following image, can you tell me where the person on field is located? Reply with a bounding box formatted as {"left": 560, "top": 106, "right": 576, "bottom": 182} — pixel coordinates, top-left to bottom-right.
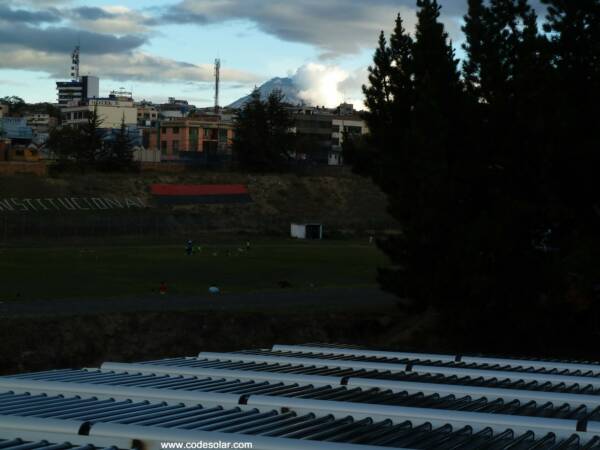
{"left": 186, "top": 240, "right": 193, "bottom": 256}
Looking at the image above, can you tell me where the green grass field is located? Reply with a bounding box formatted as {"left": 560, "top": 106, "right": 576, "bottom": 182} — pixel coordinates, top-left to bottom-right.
{"left": 1, "top": 239, "right": 388, "bottom": 301}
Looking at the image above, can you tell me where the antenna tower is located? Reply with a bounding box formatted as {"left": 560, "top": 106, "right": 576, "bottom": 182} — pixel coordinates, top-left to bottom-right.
{"left": 214, "top": 58, "right": 221, "bottom": 114}
{"left": 71, "top": 45, "right": 80, "bottom": 81}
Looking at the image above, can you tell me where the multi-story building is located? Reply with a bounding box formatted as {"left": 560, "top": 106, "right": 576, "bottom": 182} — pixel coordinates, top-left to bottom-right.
{"left": 287, "top": 103, "right": 367, "bottom": 165}
{"left": 26, "top": 114, "right": 58, "bottom": 134}
{"left": 56, "top": 75, "right": 99, "bottom": 107}
{"left": 147, "top": 114, "right": 234, "bottom": 161}
{"left": 61, "top": 89, "right": 137, "bottom": 129}
{"left": 137, "top": 103, "right": 159, "bottom": 127}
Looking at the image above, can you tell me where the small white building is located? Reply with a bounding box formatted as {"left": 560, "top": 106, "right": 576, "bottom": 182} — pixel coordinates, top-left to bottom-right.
{"left": 291, "top": 223, "right": 323, "bottom": 240}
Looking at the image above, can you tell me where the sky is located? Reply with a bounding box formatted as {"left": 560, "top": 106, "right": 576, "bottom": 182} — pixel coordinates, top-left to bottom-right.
{"left": 0, "top": 0, "right": 542, "bottom": 108}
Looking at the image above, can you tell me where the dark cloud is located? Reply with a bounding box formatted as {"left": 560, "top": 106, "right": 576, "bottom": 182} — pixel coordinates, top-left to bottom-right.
{"left": 0, "top": 23, "right": 146, "bottom": 54}
{"left": 0, "top": 4, "right": 60, "bottom": 23}
{"left": 160, "top": 0, "right": 469, "bottom": 56}
{"left": 70, "top": 6, "right": 115, "bottom": 21}
{"left": 161, "top": 0, "right": 548, "bottom": 57}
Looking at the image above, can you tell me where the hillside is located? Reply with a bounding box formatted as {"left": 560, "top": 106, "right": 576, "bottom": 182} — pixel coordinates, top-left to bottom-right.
{"left": 0, "top": 171, "right": 397, "bottom": 239}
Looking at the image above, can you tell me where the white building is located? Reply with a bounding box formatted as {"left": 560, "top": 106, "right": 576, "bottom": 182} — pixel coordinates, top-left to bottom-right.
{"left": 291, "top": 223, "right": 323, "bottom": 240}
{"left": 329, "top": 116, "right": 368, "bottom": 166}
{"left": 62, "top": 89, "right": 137, "bottom": 129}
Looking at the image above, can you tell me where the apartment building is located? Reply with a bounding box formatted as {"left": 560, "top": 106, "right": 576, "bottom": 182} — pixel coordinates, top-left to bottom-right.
{"left": 288, "top": 103, "right": 368, "bottom": 165}
{"left": 147, "top": 116, "right": 234, "bottom": 161}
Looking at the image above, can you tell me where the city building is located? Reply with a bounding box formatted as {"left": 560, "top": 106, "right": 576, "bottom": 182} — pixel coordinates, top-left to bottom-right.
{"left": 61, "top": 89, "right": 137, "bottom": 129}
{"left": 287, "top": 103, "right": 368, "bottom": 165}
{"left": 0, "top": 104, "right": 8, "bottom": 118}
{"left": 159, "top": 97, "right": 193, "bottom": 120}
{"left": 137, "top": 103, "right": 159, "bottom": 127}
{"left": 147, "top": 114, "right": 235, "bottom": 161}
{"left": 56, "top": 75, "right": 99, "bottom": 107}
{"left": 26, "top": 114, "right": 58, "bottom": 134}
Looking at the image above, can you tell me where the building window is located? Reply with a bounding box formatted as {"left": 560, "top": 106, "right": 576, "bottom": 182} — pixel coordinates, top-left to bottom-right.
{"left": 173, "top": 127, "right": 179, "bottom": 134}
{"left": 172, "top": 140, "right": 179, "bottom": 151}
{"left": 161, "top": 127, "right": 167, "bottom": 134}
{"left": 332, "top": 125, "right": 340, "bottom": 132}
{"left": 345, "top": 125, "right": 362, "bottom": 134}
{"left": 161, "top": 141, "right": 168, "bottom": 154}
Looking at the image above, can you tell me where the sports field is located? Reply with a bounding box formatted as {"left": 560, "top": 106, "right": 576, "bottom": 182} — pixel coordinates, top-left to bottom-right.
{"left": 1, "top": 238, "right": 388, "bottom": 302}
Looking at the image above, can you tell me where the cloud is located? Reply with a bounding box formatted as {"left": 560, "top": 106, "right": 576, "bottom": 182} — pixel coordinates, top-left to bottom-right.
{"left": 162, "top": 0, "right": 424, "bottom": 57}
{"left": 292, "top": 63, "right": 368, "bottom": 109}
{"left": 161, "top": 0, "right": 485, "bottom": 57}
{"left": 0, "top": 23, "right": 146, "bottom": 54}
{"left": 68, "top": 5, "right": 157, "bottom": 34}
{"left": 0, "top": 46, "right": 260, "bottom": 85}
{"left": 0, "top": 4, "right": 60, "bottom": 23}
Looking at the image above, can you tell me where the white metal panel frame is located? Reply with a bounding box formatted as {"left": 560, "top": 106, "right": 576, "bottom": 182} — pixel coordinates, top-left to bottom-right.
{"left": 100, "top": 362, "right": 342, "bottom": 388}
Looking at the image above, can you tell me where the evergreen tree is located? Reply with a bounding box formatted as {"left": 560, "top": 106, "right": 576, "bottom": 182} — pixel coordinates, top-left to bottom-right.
{"left": 47, "top": 126, "right": 82, "bottom": 162}
{"left": 359, "top": 17, "right": 414, "bottom": 180}
{"left": 78, "top": 105, "right": 104, "bottom": 166}
{"left": 233, "top": 88, "right": 295, "bottom": 171}
{"left": 373, "top": 0, "right": 465, "bottom": 311}
{"left": 362, "top": 31, "right": 393, "bottom": 137}
{"left": 541, "top": 0, "right": 600, "bottom": 313}
{"left": 105, "top": 115, "right": 136, "bottom": 171}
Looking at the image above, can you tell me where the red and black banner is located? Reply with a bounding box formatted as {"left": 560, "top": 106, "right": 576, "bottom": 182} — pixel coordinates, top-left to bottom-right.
{"left": 150, "top": 184, "right": 252, "bottom": 204}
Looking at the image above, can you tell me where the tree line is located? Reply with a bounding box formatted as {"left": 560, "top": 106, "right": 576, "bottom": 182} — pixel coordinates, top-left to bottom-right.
{"left": 47, "top": 108, "right": 137, "bottom": 172}
{"left": 353, "top": 0, "right": 600, "bottom": 353}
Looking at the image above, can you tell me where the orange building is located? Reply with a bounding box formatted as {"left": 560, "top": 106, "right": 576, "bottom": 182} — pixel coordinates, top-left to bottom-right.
{"left": 147, "top": 117, "right": 235, "bottom": 161}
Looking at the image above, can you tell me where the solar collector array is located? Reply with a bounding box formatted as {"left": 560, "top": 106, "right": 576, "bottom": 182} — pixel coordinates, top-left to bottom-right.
{"left": 8, "top": 369, "right": 600, "bottom": 422}
{"left": 4, "top": 345, "right": 600, "bottom": 449}
{"left": 1, "top": 392, "right": 598, "bottom": 449}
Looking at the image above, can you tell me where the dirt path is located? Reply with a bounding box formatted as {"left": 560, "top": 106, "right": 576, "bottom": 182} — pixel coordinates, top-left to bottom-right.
{"left": 0, "top": 287, "right": 398, "bottom": 317}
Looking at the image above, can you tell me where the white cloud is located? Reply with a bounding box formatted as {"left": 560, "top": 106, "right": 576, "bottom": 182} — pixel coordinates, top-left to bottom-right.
{"left": 292, "top": 63, "right": 367, "bottom": 109}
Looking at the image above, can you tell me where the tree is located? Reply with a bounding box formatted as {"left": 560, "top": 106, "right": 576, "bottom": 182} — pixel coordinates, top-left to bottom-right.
{"left": 366, "top": 0, "right": 466, "bottom": 312}
{"left": 47, "top": 106, "right": 106, "bottom": 169}
{"left": 540, "top": 0, "right": 600, "bottom": 315}
{"left": 359, "top": 17, "right": 414, "bottom": 179}
{"left": 47, "top": 125, "right": 83, "bottom": 162}
{"left": 103, "top": 115, "right": 136, "bottom": 171}
{"left": 0, "top": 96, "right": 26, "bottom": 116}
{"left": 233, "top": 88, "right": 295, "bottom": 171}
{"left": 78, "top": 105, "right": 105, "bottom": 165}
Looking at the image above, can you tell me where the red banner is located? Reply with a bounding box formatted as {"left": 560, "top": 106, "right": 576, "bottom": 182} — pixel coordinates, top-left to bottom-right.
{"left": 150, "top": 184, "right": 249, "bottom": 196}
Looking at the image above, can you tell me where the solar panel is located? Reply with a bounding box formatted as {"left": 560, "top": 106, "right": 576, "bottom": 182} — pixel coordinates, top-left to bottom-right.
{"left": 3, "top": 345, "right": 600, "bottom": 449}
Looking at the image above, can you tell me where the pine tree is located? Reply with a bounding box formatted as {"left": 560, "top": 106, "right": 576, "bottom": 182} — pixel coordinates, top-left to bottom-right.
{"left": 106, "top": 115, "right": 135, "bottom": 171}
{"left": 362, "top": 32, "right": 393, "bottom": 144}
{"left": 541, "top": 0, "right": 600, "bottom": 312}
{"left": 79, "top": 105, "right": 104, "bottom": 166}
{"left": 233, "top": 88, "right": 295, "bottom": 171}
{"left": 367, "top": 0, "right": 466, "bottom": 312}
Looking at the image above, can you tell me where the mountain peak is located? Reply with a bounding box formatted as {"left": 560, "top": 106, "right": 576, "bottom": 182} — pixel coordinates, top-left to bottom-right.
{"left": 229, "top": 77, "right": 303, "bottom": 108}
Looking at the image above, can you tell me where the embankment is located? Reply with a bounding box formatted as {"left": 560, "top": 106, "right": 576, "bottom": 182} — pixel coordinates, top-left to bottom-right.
{"left": 0, "top": 309, "right": 439, "bottom": 375}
